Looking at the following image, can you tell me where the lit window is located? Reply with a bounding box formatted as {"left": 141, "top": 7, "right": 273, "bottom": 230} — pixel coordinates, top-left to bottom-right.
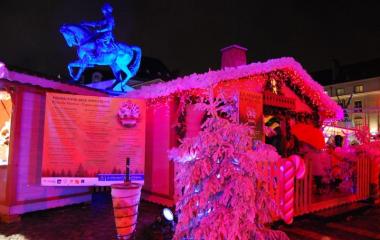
{"left": 354, "top": 100, "right": 362, "bottom": 113}
{"left": 336, "top": 88, "right": 345, "bottom": 96}
{"left": 0, "top": 91, "right": 12, "bottom": 166}
{"left": 354, "top": 85, "right": 363, "bottom": 93}
{"left": 354, "top": 118, "right": 363, "bottom": 127}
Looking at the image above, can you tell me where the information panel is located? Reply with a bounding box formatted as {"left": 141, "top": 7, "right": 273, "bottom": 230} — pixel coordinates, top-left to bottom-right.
{"left": 41, "top": 93, "right": 145, "bottom": 186}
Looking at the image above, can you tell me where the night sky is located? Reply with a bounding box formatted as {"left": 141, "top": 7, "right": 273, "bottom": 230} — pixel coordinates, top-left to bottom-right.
{"left": 1, "top": 0, "right": 380, "bottom": 79}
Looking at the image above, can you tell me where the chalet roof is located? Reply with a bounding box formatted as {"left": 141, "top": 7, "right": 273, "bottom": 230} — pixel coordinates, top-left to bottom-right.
{"left": 127, "top": 57, "right": 343, "bottom": 120}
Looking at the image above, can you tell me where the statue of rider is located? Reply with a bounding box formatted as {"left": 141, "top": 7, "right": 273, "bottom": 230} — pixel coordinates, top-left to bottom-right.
{"left": 81, "top": 3, "right": 116, "bottom": 56}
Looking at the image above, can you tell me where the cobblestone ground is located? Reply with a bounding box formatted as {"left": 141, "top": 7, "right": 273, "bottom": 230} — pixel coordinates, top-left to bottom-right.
{"left": 280, "top": 206, "right": 380, "bottom": 240}
{"left": 0, "top": 192, "right": 379, "bottom": 240}
{"left": 0, "top": 192, "right": 162, "bottom": 240}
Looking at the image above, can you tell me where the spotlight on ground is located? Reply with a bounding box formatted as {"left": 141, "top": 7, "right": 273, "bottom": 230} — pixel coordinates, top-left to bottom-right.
{"left": 151, "top": 208, "right": 176, "bottom": 239}
{"left": 162, "top": 208, "right": 174, "bottom": 222}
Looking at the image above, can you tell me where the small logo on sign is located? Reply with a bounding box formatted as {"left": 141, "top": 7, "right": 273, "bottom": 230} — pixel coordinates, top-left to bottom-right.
{"left": 117, "top": 102, "right": 140, "bottom": 128}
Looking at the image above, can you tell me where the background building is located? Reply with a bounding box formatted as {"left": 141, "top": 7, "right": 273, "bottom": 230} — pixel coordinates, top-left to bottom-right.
{"left": 312, "top": 59, "right": 380, "bottom": 136}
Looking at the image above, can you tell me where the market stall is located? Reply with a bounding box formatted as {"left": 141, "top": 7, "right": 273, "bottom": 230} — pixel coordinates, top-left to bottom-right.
{"left": 127, "top": 57, "right": 342, "bottom": 206}
{"left": 0, "top": 63, "right": 107, "bottom": 222}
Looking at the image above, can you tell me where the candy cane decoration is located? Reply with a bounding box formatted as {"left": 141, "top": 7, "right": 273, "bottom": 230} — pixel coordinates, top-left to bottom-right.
{"left": 281, "top": 155, "right": 305, "bottom": 224}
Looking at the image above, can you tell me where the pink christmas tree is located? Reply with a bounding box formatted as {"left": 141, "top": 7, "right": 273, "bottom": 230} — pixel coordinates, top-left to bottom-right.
{"left": 170, "top": 90, "right": 288, "bottom": 240}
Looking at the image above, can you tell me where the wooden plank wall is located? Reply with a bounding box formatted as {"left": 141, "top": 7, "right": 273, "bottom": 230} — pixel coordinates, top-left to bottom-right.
{"left": 0, "top": 85, "right": 93, "bottom": 216}
{"left": 142, "top": 98, "right": 174, "bottom": 206}
{"left": 0, "top": 167, "right": 6, "bottom": 202}
{"left": 12, "top": 89, "right": 89, "bottom": 204}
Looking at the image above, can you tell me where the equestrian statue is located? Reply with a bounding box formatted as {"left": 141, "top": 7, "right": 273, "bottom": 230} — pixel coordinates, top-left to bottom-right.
{"left": 60, "top": 3, "right": 141, "bottom": 91}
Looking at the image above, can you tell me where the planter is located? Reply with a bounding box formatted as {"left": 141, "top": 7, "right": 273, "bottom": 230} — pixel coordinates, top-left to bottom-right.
{"left": 111, "top": 182, "right": 142, "bottom": 239}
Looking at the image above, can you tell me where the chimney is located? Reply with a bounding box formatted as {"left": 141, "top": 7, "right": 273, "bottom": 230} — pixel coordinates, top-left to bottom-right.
{"left": 221, "top": 44, "right": 248, "bottom": 69}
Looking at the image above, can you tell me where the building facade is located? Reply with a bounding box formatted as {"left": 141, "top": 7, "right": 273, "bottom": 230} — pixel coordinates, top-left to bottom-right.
{"left": 313, "top": 60, "right": 380, "bottom": 136}
{"left": 324, "top": 77, "right": 380, "bottom": 135}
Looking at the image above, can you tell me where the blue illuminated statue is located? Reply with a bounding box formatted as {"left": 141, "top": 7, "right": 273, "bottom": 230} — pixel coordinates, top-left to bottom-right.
{"left": 60, "top": 3, "right": 141, "bottom": 91}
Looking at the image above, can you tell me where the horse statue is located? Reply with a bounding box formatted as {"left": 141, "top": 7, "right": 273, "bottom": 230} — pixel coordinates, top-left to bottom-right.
{"left": 60, "top": 22, "right": 141, "bottom": 92}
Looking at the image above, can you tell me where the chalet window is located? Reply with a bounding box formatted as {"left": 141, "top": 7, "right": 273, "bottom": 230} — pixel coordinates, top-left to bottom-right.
{"left": 354, "top": 100, "right": 362, "bottom": 113}
{"left": 336, "top": 88, "right": 345, "bottom": 96}
{"left": 354, "top": 85, "right": 364, "bottom": 93}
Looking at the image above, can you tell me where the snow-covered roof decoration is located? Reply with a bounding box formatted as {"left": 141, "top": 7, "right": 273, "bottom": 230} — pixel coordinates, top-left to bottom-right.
{"left": 126, "top": 57, "right": 343, "bottom": 120}
{"left": 0, "top": 62, "right": 106, "bottom": 96}
{"left": 0, "top": 62, "right": 9, "bottom": 79}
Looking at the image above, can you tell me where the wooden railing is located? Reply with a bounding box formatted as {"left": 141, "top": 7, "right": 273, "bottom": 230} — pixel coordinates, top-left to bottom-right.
{"left": 294, "top": 158, "right": 312, "bottom": 215}
{"left": 258, "top": 153, "right": 373, "bottom": 222}
{"left": 357, "top": 155, "right": 371, "bottom": 200}
{"left": 293, "top": 154, "right": 372, "bottom": 216}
